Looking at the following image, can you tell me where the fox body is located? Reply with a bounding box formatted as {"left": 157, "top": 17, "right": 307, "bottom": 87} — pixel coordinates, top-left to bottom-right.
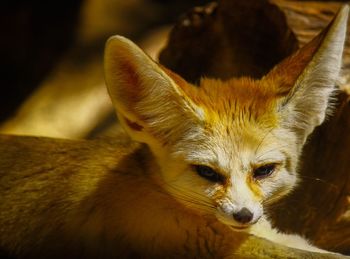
{"left": 0, "top": 5, "right": 349, "bottom": 259}
{"left": 0, "top": 135, "right": 328, "bottom": 259}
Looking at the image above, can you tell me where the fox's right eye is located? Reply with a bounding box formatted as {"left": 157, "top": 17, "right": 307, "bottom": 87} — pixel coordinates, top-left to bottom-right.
{"left": 192, "top": 165, "right": 225, "bottom": 183}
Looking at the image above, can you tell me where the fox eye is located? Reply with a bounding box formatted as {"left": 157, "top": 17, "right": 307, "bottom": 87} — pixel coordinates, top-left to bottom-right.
{"left": 253, "top": 164, "right": 276, "bottom": 179}
{"left": 193, "top": 165, "right": 225, "bottom": 183}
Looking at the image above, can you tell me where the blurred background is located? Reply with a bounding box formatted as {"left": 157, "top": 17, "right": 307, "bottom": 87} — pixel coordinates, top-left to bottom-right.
{"left": 0, "top": 0, "right": 211, "bottom": 138}
{"left": 0, "top": 0, "right": 349, "bottom": 140}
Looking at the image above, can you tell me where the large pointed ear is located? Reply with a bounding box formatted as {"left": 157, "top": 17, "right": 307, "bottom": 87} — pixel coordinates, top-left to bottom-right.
{"left": 265, "top": 5, "right": 348, "bottom": 144}
{"left": 104, "top": 35, "right": 202, "bottom": 149}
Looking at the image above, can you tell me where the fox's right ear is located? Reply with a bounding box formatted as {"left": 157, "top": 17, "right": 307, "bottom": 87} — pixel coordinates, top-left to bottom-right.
{"left": 104, "top": 36, "right": 202, "bottom": 150}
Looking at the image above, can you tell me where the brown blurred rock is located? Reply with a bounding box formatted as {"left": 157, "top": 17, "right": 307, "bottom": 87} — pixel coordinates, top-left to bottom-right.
{"left": 159, "top": 0, "right": 298, "bottom": 83}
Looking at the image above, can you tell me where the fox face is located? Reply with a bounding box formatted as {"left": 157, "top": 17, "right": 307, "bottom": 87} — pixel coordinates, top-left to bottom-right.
{"left": 143, "top": 76, "right": 301, "bottom": 229}
{"left": 144, "top": 76, "right": 300, "bottom": 229}
{"left": 104, "top": 7, "right": 347, "bottom": 229}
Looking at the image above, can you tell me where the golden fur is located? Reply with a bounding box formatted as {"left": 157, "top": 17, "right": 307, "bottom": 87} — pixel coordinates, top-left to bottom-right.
{"left": 0, "top": 5, "right": 348, "bottom": 259}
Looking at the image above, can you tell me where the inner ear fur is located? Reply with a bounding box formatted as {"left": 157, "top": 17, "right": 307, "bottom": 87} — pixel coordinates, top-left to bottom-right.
{"left": 104, "top": 35, "right": 201, "bottom": 146}
{"left": 264, "top": 5, "right": 348, "bottom": 144}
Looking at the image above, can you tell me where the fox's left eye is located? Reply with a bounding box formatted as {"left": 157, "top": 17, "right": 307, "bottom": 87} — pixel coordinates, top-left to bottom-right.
{"left": 253, "top": 164, "right": 276, "bottom": 179}
{"left": 192, "top": 165, "right": 225, "bottom": 183}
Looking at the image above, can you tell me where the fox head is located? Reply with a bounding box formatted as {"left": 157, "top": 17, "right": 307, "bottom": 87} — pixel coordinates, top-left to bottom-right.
{"left": 104, "top": 6, "right": 348, "bottom": 229}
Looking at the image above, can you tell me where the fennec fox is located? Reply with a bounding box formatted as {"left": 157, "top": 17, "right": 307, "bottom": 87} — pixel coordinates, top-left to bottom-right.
{"left": 0, "top": 5, "right": 348, "bottom": 259}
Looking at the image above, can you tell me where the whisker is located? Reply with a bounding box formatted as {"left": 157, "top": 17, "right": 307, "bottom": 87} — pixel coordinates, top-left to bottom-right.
{"left": 158, "top": 187, "right": 212, "bottom": 209}
{"left": 297, "top": 175, "right": 340, "bottom": 191}
{"left": 165, "top": 178, "right": 216, "bottom": 205}
{"left": 254, "top": 127, "right": 275, "bottom": 155}
{"left": 159, "top": 181, "right": 217, "bottom": 213}
{"left": 255, "top": 144, "right": 293, "bottom": 160}
{"left": 150, "top": 181, "right": 211, "bottom": 207}
{"left": 263, "top": 197, "right": 321, "bottom": 212}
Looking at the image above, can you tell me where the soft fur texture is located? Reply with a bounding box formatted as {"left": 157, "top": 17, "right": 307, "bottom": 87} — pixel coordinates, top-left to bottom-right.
{"left": 0, "top": 5, "right": 348, "bottom": 259}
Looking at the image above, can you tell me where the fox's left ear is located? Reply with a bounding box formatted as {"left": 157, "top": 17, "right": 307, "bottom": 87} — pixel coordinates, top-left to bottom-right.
{"left": 265, "top": 5, "right": 348, "bottom": 144}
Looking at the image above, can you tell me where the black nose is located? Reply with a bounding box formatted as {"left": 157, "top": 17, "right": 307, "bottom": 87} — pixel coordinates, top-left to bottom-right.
{"left": 233, "top": 207, "right": 253, "bottom": 224}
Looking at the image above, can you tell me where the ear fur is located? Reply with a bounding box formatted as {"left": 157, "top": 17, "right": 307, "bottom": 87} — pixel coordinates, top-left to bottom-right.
{"left": 265, "top": 5, "right": 348, "bottom": 144}
{"left": 104, "top": 36, "right": 201, "bottom": 148}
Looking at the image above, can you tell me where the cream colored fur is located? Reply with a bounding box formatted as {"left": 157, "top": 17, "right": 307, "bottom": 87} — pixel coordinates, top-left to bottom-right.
{"left": 0, "top": 4, "right": 348, "bottom": 259}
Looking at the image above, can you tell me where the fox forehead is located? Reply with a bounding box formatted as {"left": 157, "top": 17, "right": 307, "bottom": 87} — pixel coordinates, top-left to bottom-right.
{"left": 172, "top": 73, "right": 281, "bottom": 125}
{"left": 163, "top": 73, "right": 290, "bottom": 163}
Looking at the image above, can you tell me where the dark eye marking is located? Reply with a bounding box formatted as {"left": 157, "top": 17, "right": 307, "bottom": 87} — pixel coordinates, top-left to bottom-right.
{"left": 253, "top": 164, "right": 277, "bottom": 179}
{"left": 192, "top": 165, "right": 225, "bottom": 183}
